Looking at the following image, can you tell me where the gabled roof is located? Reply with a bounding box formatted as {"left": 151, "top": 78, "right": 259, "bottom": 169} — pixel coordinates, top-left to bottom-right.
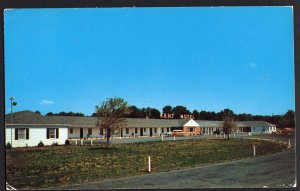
{"left": 236, "top": 121, "right": 276, "bottom": 128}
{"left": 5, "top": 110, "right": 97, "bottom": 126}
{"left": 183, "top": 119, "right": 200, "bottom": 127}
{"left": 5, "top": 110, "right": 276, "bottom": 128}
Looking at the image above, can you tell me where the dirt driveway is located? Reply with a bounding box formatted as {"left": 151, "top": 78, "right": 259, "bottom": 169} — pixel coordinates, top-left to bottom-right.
{"left": 56, "top": 142, "right": 295, "bottom": 189}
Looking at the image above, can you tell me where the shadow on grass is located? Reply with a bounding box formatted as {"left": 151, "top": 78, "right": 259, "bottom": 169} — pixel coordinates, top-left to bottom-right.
{"left": 88, "top": 146, "right": 119, "bottom": 152}
{"left": 208, "top": 139, "right": 232, "bottom": 141}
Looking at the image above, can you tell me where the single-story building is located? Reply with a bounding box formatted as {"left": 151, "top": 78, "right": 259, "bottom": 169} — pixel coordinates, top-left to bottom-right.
{"left": 5, "top": 111, "right": 69, "bottom": 147}
{"left": 5, "top": 110, "right": 277, "bottom": 147}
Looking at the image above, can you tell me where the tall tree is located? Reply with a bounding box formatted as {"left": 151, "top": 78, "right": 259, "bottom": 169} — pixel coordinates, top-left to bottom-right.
{"left": 192, "top": 110, "right": 200, "bottom": 120}
{"left": 280, "top": 110, "right": 295, "bottom": 128}
{"left": 162, "top": 105, "right": 173, "bottom": 114}
{"left": 237, "top": 113, "right": 253, "bottom": 121}
{"left": 35, "top": 111, "right": 41, "bottom": 115}
{"left": 95, "top": 97, "right": 129, "bottom": 145}
{"left": 222, "top": 110, "right": 237, "bottom": 140}
{"left": 149, "top": 108, "right": 161, "bottom": 118}
{"left": 172, "top": 105, "right": 191, "bottom": 118}
{"left": 126, "top": 105, "right": 145, "bottom": 118}
{"left": 199, "top": 111, "right": 209, "bottom": 120}
{"left": 46, "top": 112, "right": 54, "bottom": 116}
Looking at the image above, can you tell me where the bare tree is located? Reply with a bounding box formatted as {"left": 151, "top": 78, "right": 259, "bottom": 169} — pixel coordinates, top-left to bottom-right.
{"left": 95, "top": 97, "right": 129, "bottom": 145}
{"left": 222, "top": 110, "right": 237, "bottom": 140}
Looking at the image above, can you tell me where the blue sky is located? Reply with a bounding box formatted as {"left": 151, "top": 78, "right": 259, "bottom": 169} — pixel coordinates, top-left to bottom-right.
{"left": 4, "top": 7, "right": 294, "bottom": 116}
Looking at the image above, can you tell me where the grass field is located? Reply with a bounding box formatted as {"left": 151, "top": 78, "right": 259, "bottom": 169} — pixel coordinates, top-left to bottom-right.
{"left": 6, "top": 138, "right": 288, "bottom": 189}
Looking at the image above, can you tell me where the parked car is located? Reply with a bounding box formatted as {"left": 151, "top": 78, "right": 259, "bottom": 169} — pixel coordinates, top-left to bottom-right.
{"left": 165, "top": 132, "right": 172, "bottom": 137}
{"left": 172, "top": 130, "right": 184, "bottom": 137}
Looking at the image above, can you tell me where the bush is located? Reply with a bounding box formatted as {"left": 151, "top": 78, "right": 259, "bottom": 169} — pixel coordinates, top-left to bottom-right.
{"left": 51, "top": 142, "right": 59, "bottom": 146}
{"left": 213, "top": 130, "right": 220, "bottom": 135}
{"left": 38, "top": 141, "right": 44, "bottom": 147}
{"left": 65, "top": 139, "right": 71, "bottom": 146}
{"left": 6, "top": 142, "right": 12, "bottom": 149}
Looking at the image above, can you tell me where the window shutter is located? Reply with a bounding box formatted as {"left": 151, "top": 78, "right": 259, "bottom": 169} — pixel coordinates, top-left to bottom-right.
{"left": 26, "top": 128, "right": 29, "bottom": 140}
{"left": 15, "top": 129, "right": 18, "bottom": 140}
{"left": 56, "top": 128, "right": 59, "bottom": 138}
{"left": 46, "top": 128, "right": 49, "bottom": 139}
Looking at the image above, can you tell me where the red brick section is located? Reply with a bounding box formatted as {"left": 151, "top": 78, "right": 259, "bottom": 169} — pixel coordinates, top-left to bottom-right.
{"left": 183, "top": 126, "right": 201, "bottom": 136}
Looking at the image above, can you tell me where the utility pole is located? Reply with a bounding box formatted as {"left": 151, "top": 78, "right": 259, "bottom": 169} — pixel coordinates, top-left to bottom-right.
{"left": 9, "top": 97, "right": 17, "bottom": 149}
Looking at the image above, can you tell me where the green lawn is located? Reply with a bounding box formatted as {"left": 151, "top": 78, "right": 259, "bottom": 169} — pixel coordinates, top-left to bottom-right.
{"left": 6, "top": 138, "right": 288, "bottom": 189}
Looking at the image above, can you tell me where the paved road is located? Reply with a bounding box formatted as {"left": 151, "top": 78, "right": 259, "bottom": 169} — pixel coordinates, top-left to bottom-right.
{"left": 57, "top": 138, "right": 296, "bottom": 189}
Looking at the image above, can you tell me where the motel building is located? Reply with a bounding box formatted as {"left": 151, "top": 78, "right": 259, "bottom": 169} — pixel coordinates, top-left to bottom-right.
{"left": 5, "top": 110, "right": 277, "bottom": 148}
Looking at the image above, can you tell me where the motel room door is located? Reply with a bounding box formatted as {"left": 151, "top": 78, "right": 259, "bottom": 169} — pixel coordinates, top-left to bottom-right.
{"left": 140, "top": 128, "right": 143, "bottom": 136}
{"left": 80, "top": 128, "right": 83, "bottom": 139}
{"left": 150, "top": 128, "right": 153, "bottom": 137}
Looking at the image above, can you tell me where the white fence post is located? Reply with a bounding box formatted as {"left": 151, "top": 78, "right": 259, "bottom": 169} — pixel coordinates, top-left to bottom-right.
{"left": 75, "top": 140, "right": 77, "bottom": 146}
{"left": 173, "top": 135, "right": 175, "bottom": 141}
{"left": 253, "top": 145, "right": 256, "bottom": 157}
{"left": 148, "top": 156, "right": 151, "bottom": 173}
{"left": 288, "top": 139, "right": 291, "bottom": 148}
{"left": 81, "top": 139, "right": 83, "bottom": 146}
{"left": 91, "top": 139, "right": 93, "bottom": 146}
{"left": 161, "top": 135, "right": 164, "bottom": 142}
{"left": 234, "top": 134, "right": 236, "bottom": 139}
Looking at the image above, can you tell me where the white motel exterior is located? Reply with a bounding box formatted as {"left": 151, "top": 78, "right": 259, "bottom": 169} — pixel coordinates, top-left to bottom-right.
{"left": 5, "top": 110, "right": 277, "bottom": 148}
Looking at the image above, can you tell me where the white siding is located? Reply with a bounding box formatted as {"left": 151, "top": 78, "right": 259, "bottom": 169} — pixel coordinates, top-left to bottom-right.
{"left": 251, "top": 126, "right": 266, "bottom": 134}
{"left": 68, "top": 128, "right": 81, "bottom": 139}
{"left": 68, "top": 127, "right": 106, "bottom": 139}
{"left": 6, "top": 125, "right": 68, "bottom": 148}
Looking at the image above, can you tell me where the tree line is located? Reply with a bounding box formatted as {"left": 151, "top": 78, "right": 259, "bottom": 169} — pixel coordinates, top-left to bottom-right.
{"left": 45, "top": 111, "right": 85, "bottom": 117}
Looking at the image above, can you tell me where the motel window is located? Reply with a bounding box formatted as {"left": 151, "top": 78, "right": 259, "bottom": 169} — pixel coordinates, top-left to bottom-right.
{"left": 144, "top": 128, "right": 146, "bottom": 132}
{"left": 49, "top": 129, "right": 56, "bottom": 138}
{"left": 161, "top": 128, "right": 164, "bottom": 133}
{"left": 135, "top": 128, "right": 138, "bottom": 134}
{"left": 88, "top": 128, "right": 92, "bottom": 135}
{"left": 70, "top": 128, "right": 73, "bottom": 134}
{"left": 15, "top": 128, "right": 29, "bottom": 140}
{"left": 126, "top": 128, "right": 129, "bottom": 134}
{"left": 154, "top": 128, "right": 157, "bottom": 133}
{"left": 18, "top": 129, "right": 26, "bottom": 139}
{"left": 47, "top": 128, "right": 59, "bottom": 139}
{"left": 167, "top": 128, "right": 169, "bottom": 132}
{"left": 189, "top": 128, "right": 194, "bottom": 132}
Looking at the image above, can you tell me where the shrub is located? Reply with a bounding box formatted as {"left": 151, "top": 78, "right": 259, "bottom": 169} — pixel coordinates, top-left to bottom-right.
{"left": 213, "top": 130, "right": 220, "bottom": 135}
{"left": 38, "top": 141, "right": 44, "bottom": 147}
{"left": 6, "top": 142, "right": 12, "bottom": 149}
{"left": 51, "top": 142, "right": 59, "bottom": 146}
{"left": 65, "top": 139, "right": 71, "bottom": 146}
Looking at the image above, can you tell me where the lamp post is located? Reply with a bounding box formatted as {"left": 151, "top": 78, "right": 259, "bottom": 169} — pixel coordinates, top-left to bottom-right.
{"left": 9, "top": 96, "right": 17, "bottom": 148}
